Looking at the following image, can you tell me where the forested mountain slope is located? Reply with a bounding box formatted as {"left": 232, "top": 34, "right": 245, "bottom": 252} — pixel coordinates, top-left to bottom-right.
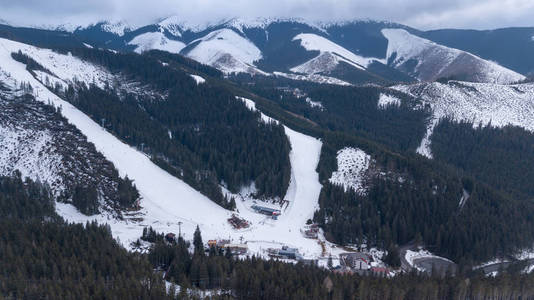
{"left": 0, "top": 84, "right": 138, "bottom": 216}
{"left": 231, "top": 75, "right": 534, "bottom": 264}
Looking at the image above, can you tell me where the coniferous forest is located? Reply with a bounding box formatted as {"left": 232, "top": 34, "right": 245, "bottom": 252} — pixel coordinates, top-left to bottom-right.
{"left": 230, "top": 76, "right": 534, "bottom": 265}
{"left": 60, "top": 48, "right": 291, "bottom": 207}
{"left": 4, "top": 35, "right": 534, "bottom": 298}
{"left": 4, "top": 172, "right": 534, "bottom": 299}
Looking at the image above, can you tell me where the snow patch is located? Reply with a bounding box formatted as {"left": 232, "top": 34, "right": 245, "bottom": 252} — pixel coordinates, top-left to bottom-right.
{"left": 186, "top": 29, "right": 264, "bottom": 75}
{"left": 101, "top": 21, "right": 132, "bottom": 36}
{"left": 158, "top": 16, "right": 183, "bottom": 37}
{"left": 236, "top": 96, "right": 277, "bottom": 124}
{"left": 292, "top": 33, "right": 382, "bottom": 74}
{"left": 274, "top": 71, "right": 352, "bottom": 86}
{"left": 377, "top": 93, "right": 401, "bottom": 108}
{"left": 189, "top": 74, "right": 205, "bottom": 85}
{"left": 0, "top": 38, "right": 113, "bottom": 89}
{"left": 330, "top": 147, "right": 372, "bottom": 195}
{"left": 305, "top": 97, "right": 323, "bottom": 109}
{"left": 128, "top": 32, "right": 186, "bottom": 54}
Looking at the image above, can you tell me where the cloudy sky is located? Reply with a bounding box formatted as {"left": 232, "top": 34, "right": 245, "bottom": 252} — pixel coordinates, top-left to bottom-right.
{"left": 1, "top": 0, "right": 533, "bottom": 30}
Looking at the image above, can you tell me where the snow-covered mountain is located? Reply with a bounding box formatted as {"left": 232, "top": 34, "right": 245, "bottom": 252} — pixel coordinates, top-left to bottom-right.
{"left": 183, "top": 28, "right": 265, "bottom": 74}
{"left": 0, "top": 37, "right": 344, "bottom": 261}
{"left": 382, "top": 29, "right": 525, "bottom": 84}
{"left": 2, "top": 17, "right": 529, "bottom": 86}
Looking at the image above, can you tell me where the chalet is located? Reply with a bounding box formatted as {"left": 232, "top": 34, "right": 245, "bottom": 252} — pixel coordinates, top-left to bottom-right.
{"left": 207, "top": 240, "right": 217, "bottom": 248}
{"left": 228, "top": 214, "right": 249, "bottom": 229}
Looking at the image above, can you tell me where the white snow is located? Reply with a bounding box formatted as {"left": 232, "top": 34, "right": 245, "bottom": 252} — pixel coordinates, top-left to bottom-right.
{"left": 0, "top": 38, "right": 113, "bottom": 89}
{"left": 236, "top": 96, "right": 277, "bottom": 124}
{"left": 393, "top": 80, "right": 534, "bottom": 158}
{"left": 405, "top": 249, "right": 453, "bottom": 271}
{"left": 128, "top": 32, "right": 186, "bottom": 54}
{"left": 274, "top": 71, "right": 352, "bottom": 86}
{"left": 330, "top": 147, "right": 372, "bottom": 195}
{"left": 291, "top": 33, "right": 382, "bottom": 74}
{"left": 377, "top": 93, "right": 401, "bottom": 109}
{"left": 158, "top": 16, "right": 183, "bottom": 37}
{"left": 382, "top": 29, "right": 525, "bottom": 84}
{"left": 186, "top": 29, "right": 264, "bottom": 75}
{"left": 83, "top": 43, "right": 94, "bottom": 49}
{"left": 458, "top": 189, "right": 470, "bottom": 209}
{"left": 0, "top": 40, "right": 335, "bottom": 261}
{"left": 189, "top": 74, "right": 205, "bottom": 85}
{"left": 305, "top": 97, "right": 323, "bottom": 109}
{"left": 0, "top": 127, "right": 64, "bottom": 195}
{"left": 101, "top": 21, "right": 132, "bottom": 36}
{"left": 224, "top": 17, "right": 327, "bottom": 35}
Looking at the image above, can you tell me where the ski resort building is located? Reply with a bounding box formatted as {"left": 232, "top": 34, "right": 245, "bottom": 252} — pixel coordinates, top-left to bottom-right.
{"left": 224, "top": 244, "right": 248, "bottom": 255}
{"left": 251, "top": 204, "right": 281, "bottom": 217}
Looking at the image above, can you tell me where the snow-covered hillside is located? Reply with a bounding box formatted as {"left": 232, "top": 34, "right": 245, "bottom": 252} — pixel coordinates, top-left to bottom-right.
{"left": 393, "top": 81, "right": 534, "bottom": 158}
{"left": 330, "top": 147, "right": 372, "bottom": 195}
{"left": 291, "top": 33, "right": 381, "bottom": 74}
{"left": 382, "top": 29, "right": 525, "bottom": 84}
{"left": 0, "top": 88, "right": 135, "bottom": 215}
{"left": 377, "top": 93, "right": 401, "bottom": 109}
{"left": 0, "top": 38, "right": 113, "bottom": 89}
{"left": 185, "top": 29, "right": 264, "bottom": 74}
{"left": 128, "top": 32, "right": 186, "bottom": 54}
{"left": 0, "top": 37, "right": 343, "bottom": 261}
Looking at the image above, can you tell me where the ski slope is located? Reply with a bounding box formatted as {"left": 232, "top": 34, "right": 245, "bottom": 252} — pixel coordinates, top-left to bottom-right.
{"left": 0, "top": 38, "right": 332, "bottom": 259}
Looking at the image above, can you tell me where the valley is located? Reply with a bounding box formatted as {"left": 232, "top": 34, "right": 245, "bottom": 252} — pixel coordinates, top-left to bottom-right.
{"left": 2, "top": 11, "right": 534, "bottom": 299}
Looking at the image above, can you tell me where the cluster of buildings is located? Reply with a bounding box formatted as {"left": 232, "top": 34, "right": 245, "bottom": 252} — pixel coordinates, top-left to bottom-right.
{"left": 206, "top": 239, "right": 248, "bottom": 255}
{"left": 336, "top": 252, "right": 389, "bottom": 276}
{"left": 227, "top": 214, "right": 249, "bottom": 229}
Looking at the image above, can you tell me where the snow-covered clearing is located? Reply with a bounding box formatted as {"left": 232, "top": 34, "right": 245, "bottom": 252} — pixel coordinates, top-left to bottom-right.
{"left": 128, "top": 32, "right": 186, "bottom": 54}
{"left": 0, "top": 127, "right": 63, "bottom": 193}
{"left": 291, "top": 33, "right": 382, "bottom": 74}
{"left": 0, "top": 38, "right": 336, "bottom": 261}
{"left": 330, "top": 147, "right": 372, "bottom": 195}
{"left": 393, "top": 81, "right": 534, "bottom": 158}
{"left": 305, "top": 97, "right": 323, "bottom": 109}
{"left": 377, "top": 93, "right": 401, "bottom": 109}
{"left": 189, "top": 74, "right": 205, "bottom": 85}
{"left": 0, "top": 38, "right": 113, "bottom": 89}
{"left": 274, "top": 71, "right": 352, "bottom": 86}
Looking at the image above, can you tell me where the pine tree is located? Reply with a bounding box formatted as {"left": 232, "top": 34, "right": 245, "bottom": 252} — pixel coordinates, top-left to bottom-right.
{"left": 193, "top": 225, "right": 204, "bottom": 256}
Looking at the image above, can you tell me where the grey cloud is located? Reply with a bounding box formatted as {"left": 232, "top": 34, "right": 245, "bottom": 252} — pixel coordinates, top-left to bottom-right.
{"left": 0, "top": 0, "right": 533, "bottom": 30}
